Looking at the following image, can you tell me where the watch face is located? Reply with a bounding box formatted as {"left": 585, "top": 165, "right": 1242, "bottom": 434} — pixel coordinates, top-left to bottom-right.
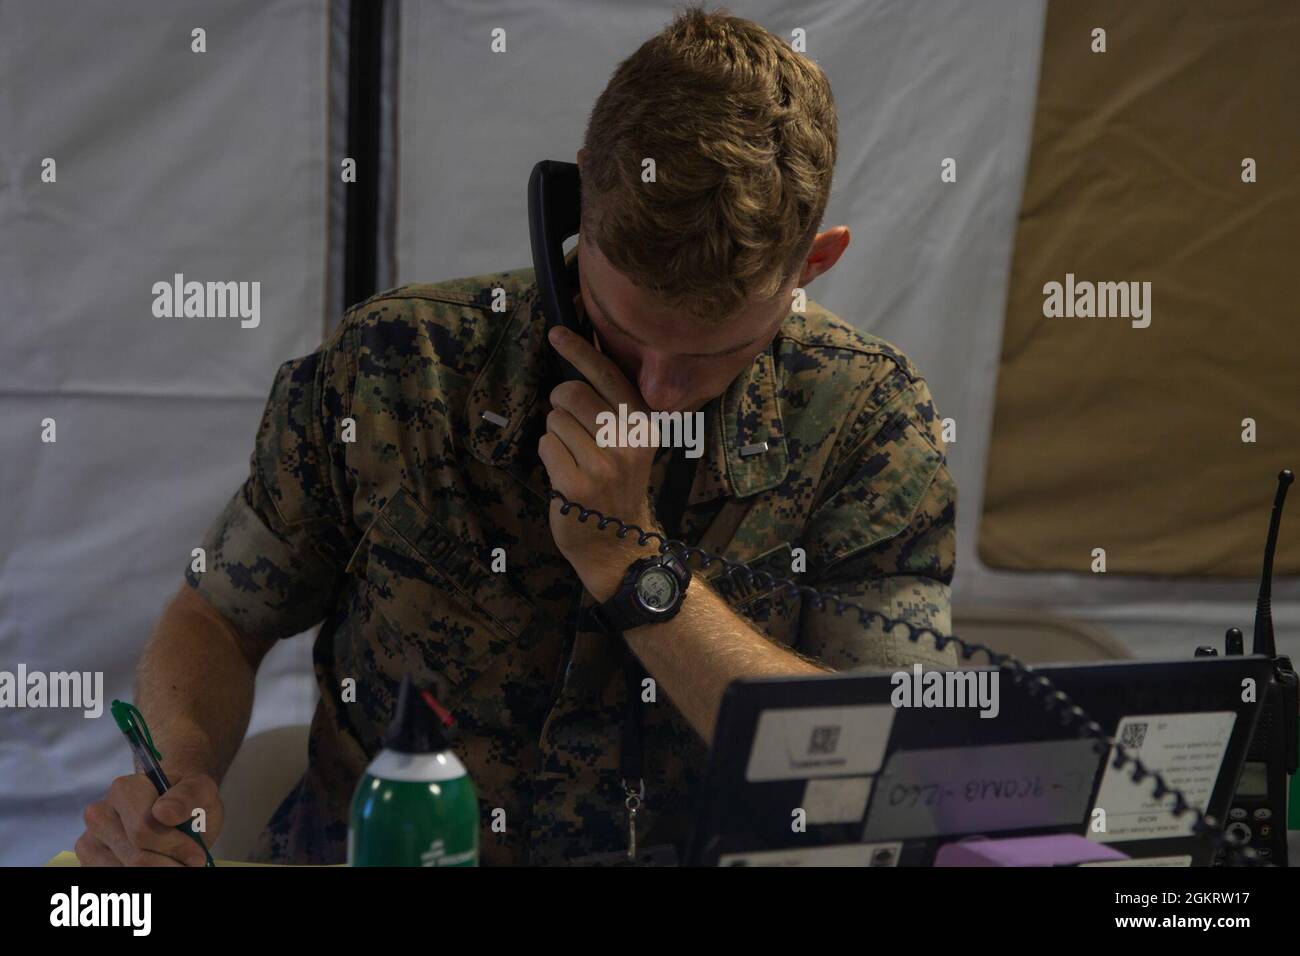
{"left": 635, "top": 566, "right": 679, "bottom": 612}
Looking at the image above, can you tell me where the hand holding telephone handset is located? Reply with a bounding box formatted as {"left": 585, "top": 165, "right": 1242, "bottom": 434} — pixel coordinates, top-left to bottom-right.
{"left": 526, "top": 159, "right": 1268, "bottom": 865}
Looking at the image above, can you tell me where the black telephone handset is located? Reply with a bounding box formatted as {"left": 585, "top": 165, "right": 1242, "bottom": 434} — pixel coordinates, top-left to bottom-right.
{"left": 524, "top": 157, "right": 1269, "bottom": 867}
{"left": 528, "top": 160, "right": 590, "bottom": 384}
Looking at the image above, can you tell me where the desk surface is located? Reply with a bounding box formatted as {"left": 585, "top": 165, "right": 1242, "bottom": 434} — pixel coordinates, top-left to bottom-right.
{"left": 50, "top": 840, "right": 1300, "bottom": 867}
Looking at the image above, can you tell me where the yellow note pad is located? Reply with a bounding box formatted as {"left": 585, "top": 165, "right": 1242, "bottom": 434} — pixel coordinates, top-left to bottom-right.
{"left": 46, "top": 850, "right": 311, "bottom": 867}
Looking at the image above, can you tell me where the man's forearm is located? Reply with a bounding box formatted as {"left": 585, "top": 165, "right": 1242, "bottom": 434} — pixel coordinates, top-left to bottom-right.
{"left": 134, "top": 583, "right": 265, "bottom": 782}
{"left": 622, "top": 581, "right": 829, "bottom": 743}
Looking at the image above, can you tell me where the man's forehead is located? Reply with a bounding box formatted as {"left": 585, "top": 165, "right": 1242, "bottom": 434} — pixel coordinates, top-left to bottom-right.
{"left": 579, "top": 241, "right": 783, "bottom": 356}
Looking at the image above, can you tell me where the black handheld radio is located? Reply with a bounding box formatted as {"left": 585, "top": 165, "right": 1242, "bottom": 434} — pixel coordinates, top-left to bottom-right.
{"left": 1200, "top": 469, "right": 1299, "bottom": 865}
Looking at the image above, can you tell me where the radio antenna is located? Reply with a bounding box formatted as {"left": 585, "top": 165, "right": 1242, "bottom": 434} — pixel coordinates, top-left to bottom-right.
{"left": 1253, "top": 469, "right": 1294, "bottom": 657}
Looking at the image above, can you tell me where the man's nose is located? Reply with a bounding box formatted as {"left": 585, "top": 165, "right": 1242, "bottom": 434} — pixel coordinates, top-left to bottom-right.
{"left": 636, "top": 355, "right": 692, "bottom": 411}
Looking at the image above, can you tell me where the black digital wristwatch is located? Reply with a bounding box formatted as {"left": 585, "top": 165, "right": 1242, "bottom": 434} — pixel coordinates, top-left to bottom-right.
{"left": 591, "top": 551, "right": 692, "bottom": 632}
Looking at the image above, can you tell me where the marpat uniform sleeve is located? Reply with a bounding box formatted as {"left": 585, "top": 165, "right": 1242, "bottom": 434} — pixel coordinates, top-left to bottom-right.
{"left": 184, "top": 321, "right": 359, "bottom": 642}
{"left": 796, "top": 377, "right": 958, "bottom": 671}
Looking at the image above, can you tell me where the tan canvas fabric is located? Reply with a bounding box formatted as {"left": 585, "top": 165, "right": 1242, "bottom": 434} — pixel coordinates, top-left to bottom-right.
{"left": 980, "top": 0, "right": 1300, "bottom": 576}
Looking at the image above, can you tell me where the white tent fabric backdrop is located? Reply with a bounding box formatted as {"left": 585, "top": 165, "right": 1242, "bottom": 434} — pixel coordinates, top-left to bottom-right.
{"left": 0, "top": 0, "right": 328, "bottom": 864}
{"left": 3, "top": 0, "right": 1295, "bottom": 866}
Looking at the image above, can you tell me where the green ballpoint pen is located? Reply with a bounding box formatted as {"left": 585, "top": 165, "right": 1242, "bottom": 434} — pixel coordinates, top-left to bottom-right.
{"left": 110, "top": 699, "right": 215, "bottom": 868}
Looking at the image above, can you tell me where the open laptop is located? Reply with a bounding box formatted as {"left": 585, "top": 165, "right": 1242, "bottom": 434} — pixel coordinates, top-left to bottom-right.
{"left": 684, "top": 657, "right": 1272, "bottom": 866}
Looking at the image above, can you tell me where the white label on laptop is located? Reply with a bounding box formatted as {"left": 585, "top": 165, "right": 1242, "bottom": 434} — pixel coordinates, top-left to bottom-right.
{"left": 718, "top": 841, "right": 902, "bottom": 867}
{"left": 1088, "top": 711, "right": 1236, "bottom": 844}
{"left": 746, "top": 705, "right": 894, "bottom": 782}
{"left": 1080, "top": 855, "right": 1193, "bottom": 867}
{"left": 802, "top": 776, "right": 874, "bottom": 824}
{"left": 861, "top": 739, "right": 1100, "bottom": 840}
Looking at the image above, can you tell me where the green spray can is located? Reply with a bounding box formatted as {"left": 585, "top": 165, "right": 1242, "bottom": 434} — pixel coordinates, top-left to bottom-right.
{"left": 348, "top": 675, "right": 480, "bottom": 866}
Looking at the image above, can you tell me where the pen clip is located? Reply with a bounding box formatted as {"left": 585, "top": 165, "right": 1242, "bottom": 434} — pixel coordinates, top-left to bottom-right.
{"left": 110, "top": 699, "right": 163, "bottom": 761}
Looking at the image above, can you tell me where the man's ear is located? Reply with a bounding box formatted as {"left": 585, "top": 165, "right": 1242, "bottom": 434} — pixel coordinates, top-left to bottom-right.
{"left": 796, "top": 227, "right": 851, "bottom": 286}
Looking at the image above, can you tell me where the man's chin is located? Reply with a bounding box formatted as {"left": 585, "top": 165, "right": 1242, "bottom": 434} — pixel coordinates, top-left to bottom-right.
{"left": 659, "top": 399, "right": 710, "bottom": 415}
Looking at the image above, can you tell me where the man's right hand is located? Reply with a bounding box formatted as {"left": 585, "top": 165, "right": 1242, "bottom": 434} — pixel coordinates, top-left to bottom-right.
{"left": 76, "top": 772, "right": 223, "bottom": 867}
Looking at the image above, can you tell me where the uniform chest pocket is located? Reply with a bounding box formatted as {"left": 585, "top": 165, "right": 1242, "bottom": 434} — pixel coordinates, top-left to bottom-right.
{"left": 345, "top": 488, "right": 536, "bottom": 701}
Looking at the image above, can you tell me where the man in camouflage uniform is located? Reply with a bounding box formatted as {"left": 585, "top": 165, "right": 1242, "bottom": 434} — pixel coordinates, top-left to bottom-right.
{"left": 173, "top": 233, "right": 957, "bottom": 864}
{"left": 75, "top": 9, "right": 955, "bottom": 867}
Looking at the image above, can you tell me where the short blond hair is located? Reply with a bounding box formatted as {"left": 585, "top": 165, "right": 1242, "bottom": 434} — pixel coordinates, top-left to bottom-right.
{"left": 580, "top": 6, "right": 838, "bottom": 325}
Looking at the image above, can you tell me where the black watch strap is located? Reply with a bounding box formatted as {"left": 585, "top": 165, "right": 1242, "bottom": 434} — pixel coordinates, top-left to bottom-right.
{"left": 592, "top": 591, "right": 646, "bottom": 633}
{"left": 592, "top": 551, "right": 692, "bottom": 633}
